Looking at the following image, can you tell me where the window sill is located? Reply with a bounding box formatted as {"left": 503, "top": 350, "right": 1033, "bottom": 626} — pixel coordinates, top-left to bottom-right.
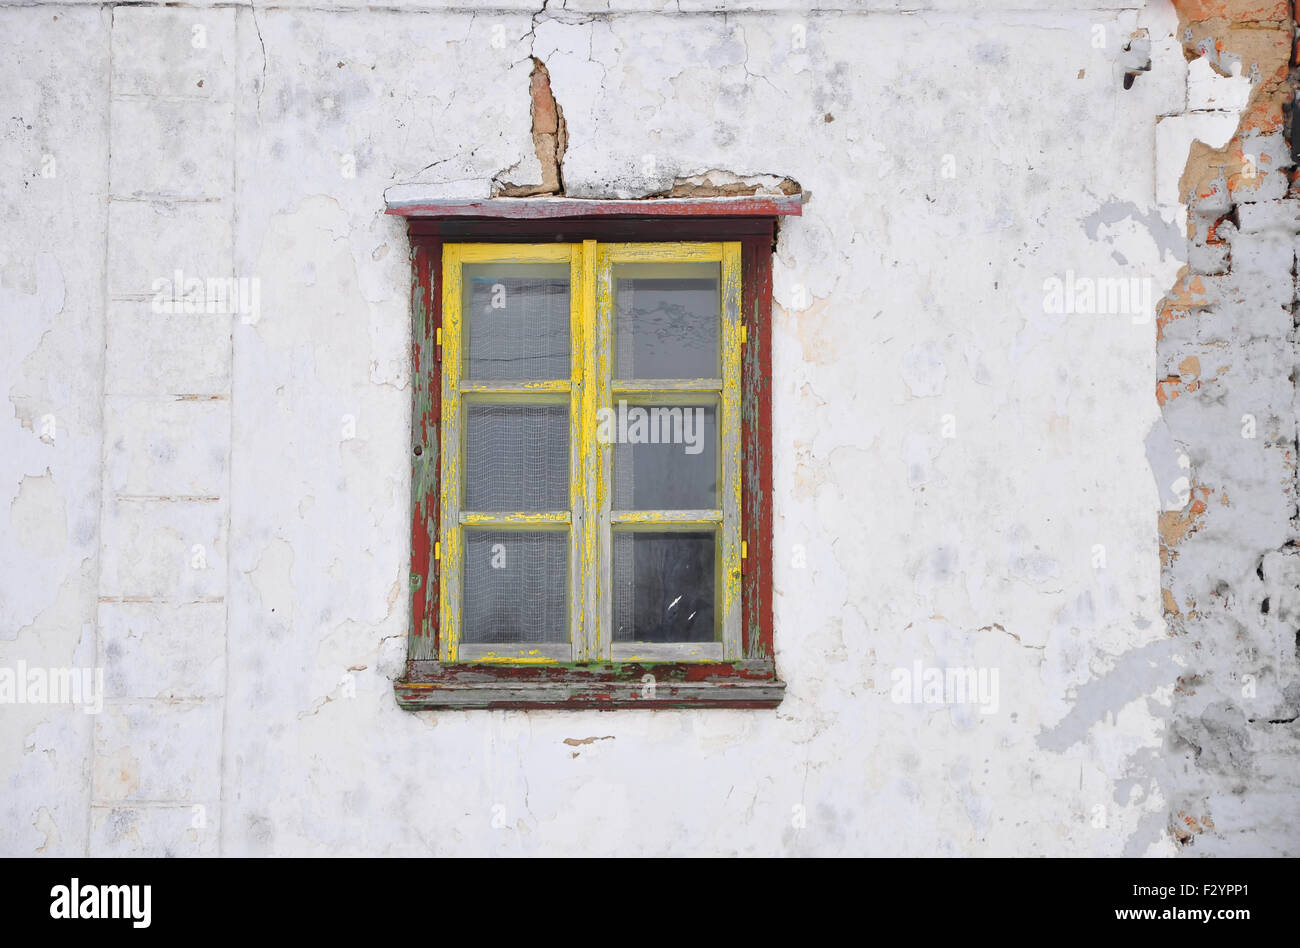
{"left": 394, "top": 659, "right": 785, "bottom": 710}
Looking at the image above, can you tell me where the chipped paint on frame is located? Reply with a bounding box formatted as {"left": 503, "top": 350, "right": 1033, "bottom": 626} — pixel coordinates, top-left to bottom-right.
{"left": 440, "top": 243, "right": 581, "bottom": 663}
{"left": 438, "top": 244, "right": 464, "bottom": 663}
{"left": 442, "top": 240, "right": 741, "bottom": 665}
{"left": 405, "top": 221, "right": 781, "bottom": 708}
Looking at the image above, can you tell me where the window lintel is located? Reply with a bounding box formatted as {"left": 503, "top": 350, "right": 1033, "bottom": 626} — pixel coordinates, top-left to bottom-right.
{"left": 383, "top": 193, "right": 804, "bottom": 221}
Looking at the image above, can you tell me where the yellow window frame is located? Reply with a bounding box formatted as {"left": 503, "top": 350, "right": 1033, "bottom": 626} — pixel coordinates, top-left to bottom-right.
{"left": 439, "top": 240, "right": 743, "bottom": 664}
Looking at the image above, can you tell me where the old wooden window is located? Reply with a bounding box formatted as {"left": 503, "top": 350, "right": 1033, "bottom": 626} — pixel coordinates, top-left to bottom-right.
{"left": 389, "top": 198, "right": 798, "bottom": 709}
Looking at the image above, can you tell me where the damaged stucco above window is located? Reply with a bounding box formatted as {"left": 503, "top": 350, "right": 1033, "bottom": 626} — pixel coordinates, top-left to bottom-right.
{"left": 493, "top": 58, "right": 568, "bottom": 197}
{"left": 387, "top": 52, "right": 801, "bottom": 207}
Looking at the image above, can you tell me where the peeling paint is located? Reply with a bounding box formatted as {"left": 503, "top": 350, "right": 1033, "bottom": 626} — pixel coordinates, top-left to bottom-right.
{"left": 1151, "top": 0, "right": 1300, "bottom": 854}
{"left": 2, "top": 0, "right": 1296, "bottom": 857}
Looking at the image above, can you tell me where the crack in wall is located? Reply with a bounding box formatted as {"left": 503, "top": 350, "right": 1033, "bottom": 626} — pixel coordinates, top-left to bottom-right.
{"left": 493, "top": 57, "right": 567, "bottom": 197}
{"left": 487, "top": 59, "right": 800, "bottom": 201}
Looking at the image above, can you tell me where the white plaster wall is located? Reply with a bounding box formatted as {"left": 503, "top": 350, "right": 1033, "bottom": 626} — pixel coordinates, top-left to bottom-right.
{"left": 2, "top": 0, "right": 1213, "bottom": 855}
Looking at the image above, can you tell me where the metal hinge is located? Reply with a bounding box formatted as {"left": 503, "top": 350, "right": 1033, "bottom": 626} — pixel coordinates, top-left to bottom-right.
{"left": 434, "top": 541, "right": 441, "bottom": 562}
{"left": 740, "top": 323, "right": 747, "bottom": 344}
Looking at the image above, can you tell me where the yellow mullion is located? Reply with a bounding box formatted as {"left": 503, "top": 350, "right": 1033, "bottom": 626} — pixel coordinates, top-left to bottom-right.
{"left": 590, "top": 242, "right": 614, "bottom": 662}
{"left": 611, "top": 510, "right": 722, "bottom": 525}
{"left": 570, "top": 242, "right": 591, "bottom": 661}
{"left": 460, "top": 511, "right": 570, "bottom": 526}
{"left": 583, "top": 241, "right": 608, "bottom": 661}
{"left": 459, "top": 380, "right": 570, "bottom": 394}
{"left": 720, "top": 241, "right": 743, "bottom": 660}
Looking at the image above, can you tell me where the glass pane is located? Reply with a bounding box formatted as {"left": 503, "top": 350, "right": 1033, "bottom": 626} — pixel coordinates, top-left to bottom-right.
{"left": 465, "top": 403, "right": 568, "bottom": 511}
{"left": 463, "top": 263, "right": 570, "bottom": 380}
{"left": 614, "top": 262, "right": 719, "bottom": 380}
{"left": 611, "top": 401, "right": 717, "bottom": 510}
{"left": 613, "top": 531, "right": 715, "bottom": 643}
{"left": 463, "top": 530, "right": 568, "bottom": 644}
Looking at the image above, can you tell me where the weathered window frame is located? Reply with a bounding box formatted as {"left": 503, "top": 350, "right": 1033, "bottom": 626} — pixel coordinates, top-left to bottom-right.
{"left": 388, "top": 197, "right": 800, "bottom": 709}
{"left": 441, "top": 239, "right": 744, "bottom": 666}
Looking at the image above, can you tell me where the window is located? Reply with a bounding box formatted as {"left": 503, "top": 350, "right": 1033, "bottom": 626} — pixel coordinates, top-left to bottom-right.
{"left": 442, "top": 240, "right": 743, "bottom": 665}
{"left": 389, "top": 197, "right": 799, "bottom": 709}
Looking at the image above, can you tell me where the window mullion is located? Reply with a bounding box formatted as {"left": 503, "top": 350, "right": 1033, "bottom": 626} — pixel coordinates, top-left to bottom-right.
{"left": 720, "top": 241, "right": 743, "bottom": 661}
{"left": 573, "top": 240, "right": 600, "bottom": 663}
{"left": 591, "top": 242, "right": 613, "bottom": 663}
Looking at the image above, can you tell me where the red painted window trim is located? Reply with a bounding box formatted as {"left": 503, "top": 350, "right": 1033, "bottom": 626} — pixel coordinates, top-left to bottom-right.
{"left": 397, "top": 203, "right": 795, "bottom": 710}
